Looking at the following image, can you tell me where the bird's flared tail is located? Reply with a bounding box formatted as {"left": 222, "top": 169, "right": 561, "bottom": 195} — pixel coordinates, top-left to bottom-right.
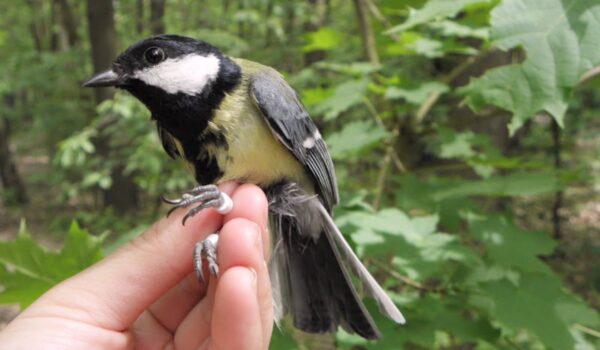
{"left": 267, "top": 183, "right": 405, "bottom": 339}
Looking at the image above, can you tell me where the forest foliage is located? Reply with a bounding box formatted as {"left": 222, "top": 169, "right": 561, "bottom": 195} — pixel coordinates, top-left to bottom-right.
{"left": 0, "top": 0, "right": 599, "bottom": 349}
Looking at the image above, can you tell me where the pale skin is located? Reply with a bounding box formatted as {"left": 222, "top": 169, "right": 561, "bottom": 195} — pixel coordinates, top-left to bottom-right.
{"left": 0, "top": 183, "right": 273, "bottom": 350}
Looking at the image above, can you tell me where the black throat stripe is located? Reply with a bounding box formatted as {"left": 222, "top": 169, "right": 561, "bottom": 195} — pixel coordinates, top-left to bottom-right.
{"left": 133, "top": 56, "right": 241, "bottom": 185}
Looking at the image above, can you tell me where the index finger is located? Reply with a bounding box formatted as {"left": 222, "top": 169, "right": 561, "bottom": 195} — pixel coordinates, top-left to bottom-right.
{"left": 23, "top": 183, "right": 238, "bottom": 331}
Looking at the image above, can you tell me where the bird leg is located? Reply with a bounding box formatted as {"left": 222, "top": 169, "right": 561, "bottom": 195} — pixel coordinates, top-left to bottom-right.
{"left": 162, "top": 184, "right": 233, "bottom": 225}
{"left": 194, "top": 233, "right": 219, "bottom": 282}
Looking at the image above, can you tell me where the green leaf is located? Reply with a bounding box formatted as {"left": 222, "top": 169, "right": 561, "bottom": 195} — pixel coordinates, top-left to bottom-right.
{"left": 268, "top": 327, "right": 298, "bottom": 350}
{"left": 429, "top": 20, "right": 490, "bottom": 40}
{"left": 467, "top": 215, "right": 556, "bottom": 273}
{"left": 0, "top": 222, "right": 104, "bottom": 308}
{"left": 337, "top": 208, "right": 477, "bottom": 281}
{"left": 387, "top": 0, "right": 492, "bottom": 34}
{"left": 414, "top": 295, "right": 500, "bottom": 344}
{"left": 326, "top": 120, "right": 389, "bottom": 159}
{"left": 432, "top": 128, "right": 503, "bottom": 177}
{"left": 312, "top": 79, "right": 369, "bottom": 120}
{"left": 303, "top": 27, "right": 342, "bottom": 52}
{"left": 385, "top": 82, "right": 448, "bottom": 105}
{"left": 461, "top": 0, "right": 600, "bottom": 133}
{"left": 315, "top": 61, "right": 378, "bottom": 76}
{"left": 432, "top": 171, "right": 560, "bottom": 200}
{"left": 481, "top": 275, "right": 578, "bottom": 349}
{"left": 300, "top": 87, "right": 333, "bottom": 108}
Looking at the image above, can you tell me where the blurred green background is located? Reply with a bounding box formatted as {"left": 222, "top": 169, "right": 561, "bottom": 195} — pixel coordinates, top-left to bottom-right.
{"left": 0, "top": 0, "right": 599, "bottom": 349}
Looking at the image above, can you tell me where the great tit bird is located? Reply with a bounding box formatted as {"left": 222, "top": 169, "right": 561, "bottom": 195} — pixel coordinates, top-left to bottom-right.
{"left": 84, "top": 34, "right": 405, "bottom": 339}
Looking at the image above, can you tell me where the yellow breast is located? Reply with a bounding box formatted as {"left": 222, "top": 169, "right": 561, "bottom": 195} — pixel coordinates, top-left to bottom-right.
{"left": 208, "top": 82, "right": 308, "bottom": 188}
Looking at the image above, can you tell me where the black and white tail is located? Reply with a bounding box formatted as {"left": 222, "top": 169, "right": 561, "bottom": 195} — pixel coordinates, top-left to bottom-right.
{"left": 267, "top": 183, "right": 405, "bottom": 339}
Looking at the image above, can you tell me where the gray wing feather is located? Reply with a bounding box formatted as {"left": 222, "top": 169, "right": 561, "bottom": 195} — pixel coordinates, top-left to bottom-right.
{"left": 249, "top": 70, "right": 339, "bottom": 211}
{"left": 316, "top": 200, "right": 406, "bottom": 324}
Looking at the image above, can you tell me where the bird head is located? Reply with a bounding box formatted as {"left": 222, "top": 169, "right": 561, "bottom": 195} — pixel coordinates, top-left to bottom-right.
{"left": 83, "top": 35, "right": 240, "bottom": 117}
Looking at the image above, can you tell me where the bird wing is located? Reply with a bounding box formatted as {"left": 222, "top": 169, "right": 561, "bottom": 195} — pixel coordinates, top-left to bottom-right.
{"left": 156, "top": 124, "right": 180, "bottom": 159}
{"left": 249, "top": 69, "right": 339, "bottom": 211}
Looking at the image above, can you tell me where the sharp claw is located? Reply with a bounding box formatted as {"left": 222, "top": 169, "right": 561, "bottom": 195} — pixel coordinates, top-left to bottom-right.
{"left": 166, "top": 206, "right": 177, "bottom": 217}
{"left": 182, "top": 213, "right": 192, "bottom": 226}
{"left": 193, "top": 234, "right": 220, "bottom": 284}
{"left": 194, "top": 242, "right": 205, "bottom": 283}
{"left": 163, "top": 186, "right": 231, "bottom": 224}
{"left": 161, "top": 196, "right": 181, "bottom": 205}
{"left": 209, "top": 262, "right": 219, "bottom": 277}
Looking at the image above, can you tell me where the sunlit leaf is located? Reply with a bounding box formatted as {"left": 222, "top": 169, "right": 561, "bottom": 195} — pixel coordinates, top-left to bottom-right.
{"left": 313, "top": 79, "right": 369, "bottom": 120}
{"left": 303, "top": 27, "right": 342, "bottom": 52}
{"left": 433, "top": 171, "right": 560, "bottom": 200}
{"left": 387, "top": 0, "right": 492, "bottom": 34}
{"left": 430, "top": 20, "right": 489, "bottom": 40}
{"left": 326, "top": 120, "right": 389, "bottom": 159}
{"left": 461, "top": 0, "right": 600, "bottom": 133}
{"left": 385, "top": 82, "right": 448, "bottom": 105}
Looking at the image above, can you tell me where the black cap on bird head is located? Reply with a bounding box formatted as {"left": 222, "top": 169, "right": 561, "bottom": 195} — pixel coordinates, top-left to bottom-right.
{"left": 83, "top": 34, "right": 241, "bottom": 126}
{"left": 83, "top": 34, "right": 240, "bottom": 99}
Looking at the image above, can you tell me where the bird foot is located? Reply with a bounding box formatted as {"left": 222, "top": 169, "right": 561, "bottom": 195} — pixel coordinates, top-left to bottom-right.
{"left": 194, "top": 233, "right": 219, "bottom": 283}
{"left": 162, "top": 184, "right": 233, "bottom": 225}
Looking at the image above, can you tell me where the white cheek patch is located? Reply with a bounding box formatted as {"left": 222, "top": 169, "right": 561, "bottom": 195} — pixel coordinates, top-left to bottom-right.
{"left": 133, "top": 54, "right": 220, "bottom": 95}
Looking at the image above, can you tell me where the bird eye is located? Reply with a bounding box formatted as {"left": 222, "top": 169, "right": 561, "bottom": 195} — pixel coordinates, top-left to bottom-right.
{"left": 144, "top": 47, "right": 165, "bottom": 65}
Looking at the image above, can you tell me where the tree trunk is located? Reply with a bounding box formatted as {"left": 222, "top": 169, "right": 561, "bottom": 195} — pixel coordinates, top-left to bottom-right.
{"left": 56, "top": 0, "right": 79, "bottom": 47}
{"left": 237, "top": 0, "right": 247, "bottom": 39}
{"left": 86, "top": 0, "right": 139, "bottom": 212}
{"left": 264, "top": 0, "right": 274, "bottom": 47}
{"left": 551, "top": 118, "right": 562, "bottom": 240}
{"left": 26, "top": 0, "right": 49, "bottom": 52}
{"left": 50, "top": 0, "right": 60, "bottom": 51}
{"left": 86, "top": 0, "right": 117, "bottom": 103}
{"left": 303, "top": 0, "right": 329, "bottom": 65}
{"left": 150, "top": 0, "right": 166, "bottom": 34}
{"left": 0, "top": 96, "right": 28, "bottom": 205}
{"left": 353, "top": 0, "right": 380, "bottom": 66}
{"left": 136, "top": 0, "right": 145, "bottom": 35}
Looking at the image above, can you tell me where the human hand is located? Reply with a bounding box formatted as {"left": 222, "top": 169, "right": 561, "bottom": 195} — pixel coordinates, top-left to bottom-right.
{"left": 0, "top": 183, "right": 273, "bottom": 350}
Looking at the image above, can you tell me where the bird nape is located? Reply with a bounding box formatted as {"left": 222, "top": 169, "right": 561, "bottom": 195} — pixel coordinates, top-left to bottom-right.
{"left": 83, "top": 34, "right": 405, "bottom": 339}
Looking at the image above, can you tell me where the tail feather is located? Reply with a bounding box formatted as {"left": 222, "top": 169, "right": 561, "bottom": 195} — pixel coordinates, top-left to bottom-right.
{"left": 267, "top": 183, "right": 405, "bottom": 339}
{"left": 317, "top": 204, "right": 406, "bottom": 325}
{"left": 272, "top": 207, "right": 381, "bottom": 338}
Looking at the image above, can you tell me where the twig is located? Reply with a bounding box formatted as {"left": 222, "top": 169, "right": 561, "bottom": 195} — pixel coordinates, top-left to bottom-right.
{"left": 363, "top": 0, "right": 400, "bottom": 42}
{"left": 412, "top": 53, "right": 483, "bottom": 126}
{"left": 573, "top": 323, "right": 600, "bottom": 338}
{"left": 388, "top": 133, "right": 406, "bottom": 172}
{"left": 370, "top": 259, "right": 428, "bottom": 290}
{"left": 578, "top": 65, "right": 600, "bottom": 85}
{"left": 505, "top": 338, "right": 526, "bottom": 350}
{"left": 363, "top": 97, "right": 407, "bottom": 208}
{"left": 363, "top": 98, "right": 407, "bottom": 173}
{"left": 373, "top": 149, "right": 392, "bottom": 209}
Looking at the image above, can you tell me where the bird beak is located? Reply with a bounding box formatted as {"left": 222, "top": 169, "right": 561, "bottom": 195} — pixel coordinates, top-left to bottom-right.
{"left": 82, "top": 69, "right": 125, "bottom": 88}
